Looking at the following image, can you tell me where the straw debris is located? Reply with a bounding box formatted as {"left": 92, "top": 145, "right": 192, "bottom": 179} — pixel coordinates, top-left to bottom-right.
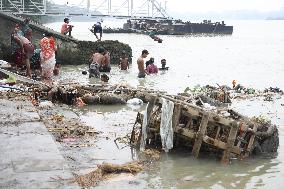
{"left": 72, "top": 161, "right": 143, "bottom": 188}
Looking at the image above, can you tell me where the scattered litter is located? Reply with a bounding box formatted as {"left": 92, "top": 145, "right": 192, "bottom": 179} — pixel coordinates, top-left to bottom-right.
{"left": 62, "top": 137, "right": 77, "bottom": 143}
{"left": 39, "top": 101, "right": 53, "bottom": 108}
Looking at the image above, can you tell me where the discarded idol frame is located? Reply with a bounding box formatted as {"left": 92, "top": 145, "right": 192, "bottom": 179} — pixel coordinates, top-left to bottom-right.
{"left": 130, "top": 92, "right": 279, "bottom": 164}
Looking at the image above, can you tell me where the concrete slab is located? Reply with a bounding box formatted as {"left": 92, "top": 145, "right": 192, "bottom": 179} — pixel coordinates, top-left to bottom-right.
{"left": 0, "top": 99, "right": 40, "bottom": 124}
{"left": 0, "top": 99, "right": 80, "bottom": 189}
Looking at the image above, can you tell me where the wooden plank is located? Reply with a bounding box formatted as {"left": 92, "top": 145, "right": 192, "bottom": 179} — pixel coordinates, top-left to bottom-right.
{"left": 192, "top": 112, "right": 209, "bottom": 158}
{"left": 174, "top": 126, "right": 241, "bottom": 155}
{"left": 244, "top": 124, "right": 257, "bottom": 157}
{"left": 221, "top": 122, "right": 239, "bottom": 164}
{"left": 175, "top": 126, "right": 196, "bottom": 139}
{"left": 182, "top": 109, "right": 235, "bottom": 128}
{"left": 146, "top": 96, "right": 156, "bottom": 125}
{"left": 152, "top": 93, "right": 236, "bottom": 128}
{"left": 203, "top": 136, "right": 241, "bottom": 155}
{"left": 215, "top": 126, "right": 221, "bottom": 139}
{"left": 172, "top": 104, "right": 182, "bottom": 130}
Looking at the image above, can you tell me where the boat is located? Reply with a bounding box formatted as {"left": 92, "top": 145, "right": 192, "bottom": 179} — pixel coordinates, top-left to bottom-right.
{"left": 95, "top": 19, "right": 233, "bottom": 35}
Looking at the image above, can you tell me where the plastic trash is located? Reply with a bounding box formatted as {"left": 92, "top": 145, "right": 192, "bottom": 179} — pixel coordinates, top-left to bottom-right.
{"left": 203, "top": 103, "right": 216, "bottom": 111}
{"left": 0, "top": 60, "right": 9, "bottom": 67}
{"left": 127, "top": 98, "right": 143, "bottom": 105}
{"left": 160, "top": 98, "right": 174, "bottom": 152}
{"left": 140, "top": 103, "right": 149, "bottom": 151}
{"left": 6, "top": 75, "right": 17, "bottom": 84}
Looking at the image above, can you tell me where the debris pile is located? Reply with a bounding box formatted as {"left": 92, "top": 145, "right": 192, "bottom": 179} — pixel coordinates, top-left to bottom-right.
{"left": 38, "top": 108, "right": 98, "bottom": 144}
{"left": 130, "top": 91, "right": 280, "bottom": 163}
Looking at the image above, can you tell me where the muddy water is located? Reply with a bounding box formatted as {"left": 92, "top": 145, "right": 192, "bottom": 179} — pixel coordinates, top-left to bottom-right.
{"left": 46, "top": 20, "right": 284, "bottom": 188}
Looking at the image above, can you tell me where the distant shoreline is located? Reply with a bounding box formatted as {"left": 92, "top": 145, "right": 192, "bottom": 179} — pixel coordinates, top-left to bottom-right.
{"left": 266, "top": 17, "right": 284, "bottom": 20}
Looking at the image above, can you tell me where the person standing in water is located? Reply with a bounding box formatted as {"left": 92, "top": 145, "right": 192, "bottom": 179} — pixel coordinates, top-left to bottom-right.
{"left": 146, "top": 58, "right": 158, "bottom": 74}
{"left": 119, "top": 51, "right": 129, "bottom": 70}
{"left": 99, "top": 49, "right": 111, "bottom": 72}
{"left": 89, "top": 46, "right": 104, "bottom": 78}
{"left": 137, "top": 49, "right": 149, "bottom": 78}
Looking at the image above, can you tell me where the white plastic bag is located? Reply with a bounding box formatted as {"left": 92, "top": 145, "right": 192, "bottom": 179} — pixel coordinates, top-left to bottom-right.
{"left": 160, "top": 98, "right": 174, "bottom": 152}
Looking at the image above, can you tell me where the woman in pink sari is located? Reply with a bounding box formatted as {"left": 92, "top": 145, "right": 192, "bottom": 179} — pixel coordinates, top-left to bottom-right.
{"left": 40, "top": 33, "right": 56, "bottom": 84}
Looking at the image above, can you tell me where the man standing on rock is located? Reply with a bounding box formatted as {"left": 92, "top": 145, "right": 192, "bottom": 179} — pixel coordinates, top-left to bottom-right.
{"left": 92, "top": 22, "right": 103, "bottom": 41}
{"left": 137, "top": 49, "right": 149, "bottom": 78}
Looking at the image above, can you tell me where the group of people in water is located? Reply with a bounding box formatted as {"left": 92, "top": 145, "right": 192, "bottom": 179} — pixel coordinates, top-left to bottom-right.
{"left": 9, "top": 17, "right": 167, "bottom": 85}
{"left": 136, "top": 49, "right": 168, "bottom": 78}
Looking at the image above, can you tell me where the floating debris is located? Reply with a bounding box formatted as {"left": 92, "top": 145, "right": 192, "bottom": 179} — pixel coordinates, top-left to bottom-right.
{"left": 72, "top": 161, "right": 143, "bottom": 188}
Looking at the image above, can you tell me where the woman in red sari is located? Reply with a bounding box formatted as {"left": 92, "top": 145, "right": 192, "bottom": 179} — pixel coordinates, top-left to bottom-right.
{"left": 40, "top": 32, "right": 57, "bottom": 84}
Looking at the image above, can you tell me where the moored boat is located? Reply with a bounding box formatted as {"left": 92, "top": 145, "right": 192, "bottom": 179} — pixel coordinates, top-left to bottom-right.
{"left": 94, "top": 19, "right": 233, "bottom": 35}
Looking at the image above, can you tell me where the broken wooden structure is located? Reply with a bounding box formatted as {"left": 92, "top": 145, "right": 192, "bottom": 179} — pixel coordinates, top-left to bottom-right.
{"left": 0, "top": 70, "right": 278, "bottom": 164}
{"left": 131, "top": 93, "right": 279, "bottom": 164}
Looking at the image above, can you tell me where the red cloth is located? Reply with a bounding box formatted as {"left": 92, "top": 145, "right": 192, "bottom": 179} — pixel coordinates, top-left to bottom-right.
{"left": 40, "top": 37, "right": 56, "bottom": 60}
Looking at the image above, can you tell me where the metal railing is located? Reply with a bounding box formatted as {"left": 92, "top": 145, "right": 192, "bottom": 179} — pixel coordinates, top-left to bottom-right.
{"left": 0, "top": 0, "right": 171, "bottom": 19}
{"left": 0, "top": 0, "right": 45, "bottom": 14}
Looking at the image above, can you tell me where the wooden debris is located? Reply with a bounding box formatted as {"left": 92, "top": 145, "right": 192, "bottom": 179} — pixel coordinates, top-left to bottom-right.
{"left": 131, "top": 92, "right": 279, "bottom": 164}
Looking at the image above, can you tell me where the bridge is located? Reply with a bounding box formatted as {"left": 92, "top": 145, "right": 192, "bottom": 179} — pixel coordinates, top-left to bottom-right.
{"left": 0, "top": 0, "right": 172, "bottom": 19}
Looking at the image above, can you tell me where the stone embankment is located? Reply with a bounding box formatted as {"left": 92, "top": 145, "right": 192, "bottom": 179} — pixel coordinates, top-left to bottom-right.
{"left": 0, "top": 12, "right": 132, "bottom": 65}
{"left": 0, "top": 95, "right": 80, "bottom": 188}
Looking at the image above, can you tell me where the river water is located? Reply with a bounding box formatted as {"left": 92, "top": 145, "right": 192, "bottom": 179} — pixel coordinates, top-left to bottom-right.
{"left": 45, "top": 20, "right": 284, "bottom": 188}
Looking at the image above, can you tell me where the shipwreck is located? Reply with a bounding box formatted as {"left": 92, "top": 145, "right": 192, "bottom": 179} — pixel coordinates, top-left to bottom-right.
{"left": 95, "top": 19, "right": 233, "bottom": 35}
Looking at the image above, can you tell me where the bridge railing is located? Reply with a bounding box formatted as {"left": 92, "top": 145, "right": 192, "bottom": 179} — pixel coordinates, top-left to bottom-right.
{"left": 0, "top": 0, "right": 45, "bottom": 15}
{"left": 0, "top": 0, "right": 172, "bottom": 19}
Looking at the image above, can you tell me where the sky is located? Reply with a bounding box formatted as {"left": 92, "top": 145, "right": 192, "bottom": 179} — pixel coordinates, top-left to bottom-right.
{"left": 52, "top": 0, "right": 284, "bottom": 13}
{"left": 166, "top": 0, "right": 284, "bottom": 13}
{"left": 51, "top": 0, "right": 284, "bottom": 19}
